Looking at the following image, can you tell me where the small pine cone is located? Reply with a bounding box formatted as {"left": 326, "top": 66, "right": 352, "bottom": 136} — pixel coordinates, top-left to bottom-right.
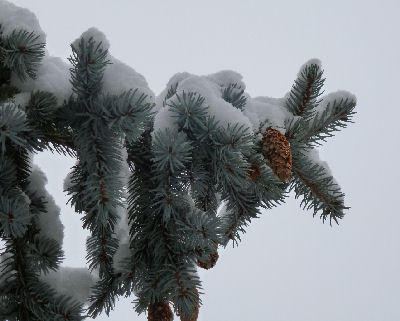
{"left": 262, "top": 129, "right": 292, "bottom": 182}
{"left": 246, "top": 163, "right": 262, "bottom": 180}
{"left": 197, "top": 242, "right": 219, "bottom": 270}
{"left": 148, "top": 302, "right": 173, "bottom": 321}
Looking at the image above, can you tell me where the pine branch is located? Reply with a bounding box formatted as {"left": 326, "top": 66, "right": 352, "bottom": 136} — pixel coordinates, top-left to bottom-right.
{"left": 174, "top": 208, "right": 220, "bottom": 260}
{"left": 126, "top": 127, "right": 157, "bottom": 249}
{"left": 102, "top": 89, "right": 155, "bottom": 143}
{"left": 168, "top": 92, "right": 221, "bottom": 216}
{"left": 0, "top": 103, "right": 33, "bottom": 154}
{"left": 68, "top": 37, "right": 109, "bottom": 100}
{"left": 0, "top": 29, "right": 45, "bottom": 81}
{"left": 167, "top": 91, "right": 208, "bottom": 134}
{"left": 291, "top": 150, "right": 347, "bottom": 225}
{"left": 126, "top": 128, "right": 211, "bottom": 317}
{"left": 0, "top": 193, "right": 31, "bottom": 238}
{"left": 87, "top": 272, "right": 123, "bottom": 318}
{"left": 302, "top": 92, "right": 356, "bottom": 146}
{"left": 152, "top": 129, "right": 192, "bottom": 222}
{"left": 168, "top": 91, "right": 273, "bottom": 246}
{"left": 0, "top": 12, "right": 358, "bottom": 318}
{"left": 286, "top": 61, "right": 325, "bottom": 119}
{"left": 219, "top": 187, "right": 260, "bottom": 246}
{"left": 25, "top": 91, "right": 76, "bottom": 157}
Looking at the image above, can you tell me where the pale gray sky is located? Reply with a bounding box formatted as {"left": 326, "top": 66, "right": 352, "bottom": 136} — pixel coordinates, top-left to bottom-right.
{"left": 9, "top": 0, "right": 400, "bottom": 320}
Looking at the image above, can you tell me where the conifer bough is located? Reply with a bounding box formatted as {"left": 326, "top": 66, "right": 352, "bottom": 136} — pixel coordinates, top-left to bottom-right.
{"left": 0, "top": 1, "right": 357, "bottom": 320}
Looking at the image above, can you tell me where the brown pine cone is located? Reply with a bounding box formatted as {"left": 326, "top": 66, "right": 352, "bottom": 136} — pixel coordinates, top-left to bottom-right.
{"left": 197, "top": 250, "right": 219, "bottom": 270}
{"left": 148, "top": 302, "right": 173, "bottom": 321}
{"left": 262, "top": 129, "right": 292, "bottom": 182}
{"left": 196, "top": 241, "right": 219, "bottom": 270}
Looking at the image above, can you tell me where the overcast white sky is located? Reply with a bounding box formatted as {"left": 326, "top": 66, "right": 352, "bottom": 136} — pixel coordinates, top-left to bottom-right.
{"left": 8, "top": 0, "right": 400, "bottom": 320}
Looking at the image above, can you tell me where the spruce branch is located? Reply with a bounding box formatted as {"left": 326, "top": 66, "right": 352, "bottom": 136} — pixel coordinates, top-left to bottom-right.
{"left": 68, "top": 37, "right": 109, "bottom": 100}
{"left": 0, "top": 26, "right": 19, "bottom": 102}
{"left": 291, "top": 150, "right": 347, "bottom": 225}
{"left": 125, "top": 132, "right": 209, "bottom": 316}
{"left": 0, "top": 232, "right": 84, "bottom": 320}
{"left": 219, "top": 187, "right": 261, "bottom": 246}
{"left": 25, "top": 91, "right": 76, "bottom": 157}
{"left": 87, "top": 272, "right": 123, "bottom": 318}
{"left": 0, "top": 194, "right": 30, "bottom": 238}
{"left": 152, "top": 129, "right": 192, "bottom": 222}
{"left": 168, "top": 91, "right": 208, "bottom": 133}
{"left": 286, "top": 61, "right": 325, "bottom": 119}
{"left": 0, "top": 29, "right": 45, "bottom": 81}
{"left": 0, "top": 10, "right": 358, "bottom": 318}
{"left": 26, "top": 237, "right": 63, "bottom": 275}
{"left": 0, "top": 103, "right": 31, "bottom": 154}
{"left": 86, "top": 232, "right": 119, "bottom": 274}
{"left": 24, "top": 278, "right": 85, "bottom": 321}
{"left": 126, "top": 128, "right": 156, "bottom": 248}
{"left": 302, "top": 93, "right": 356, "bottom": 146}
{"left": 102, "top": 89, "right": 155, "bottom": 143}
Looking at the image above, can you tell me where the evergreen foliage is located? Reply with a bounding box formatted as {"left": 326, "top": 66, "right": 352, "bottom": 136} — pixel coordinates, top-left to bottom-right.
{"left": 0, "top": 7, "right": 357, "bottom": 321}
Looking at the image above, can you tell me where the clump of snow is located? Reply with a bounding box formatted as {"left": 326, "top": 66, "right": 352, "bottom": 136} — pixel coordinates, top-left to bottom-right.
{"left": 103, "top": 56, "right": 154, "bottom": 101}
{"left": 71, "top": 28, "right": 154, "bottom": 102}
{"left": 152, "top": 104, "right": 180, "bottom": 137}
{"left": 174, "top": 75, "right": 253, "bottom": 130}
{"left": 28, "top": 164, "right": 64, "bottom": 246}
{"left": 244, "top": 96, "right": 291, "bottom": 134}
{"left": 63, "top": 169, "right": 74, "bottom": 193}
{"left": 253, "top": 96, "right": 287, "bottom": 106}
{"left": 11, "top": 54, "right": 72, "bottom": 104}
{"left": 12, "top": 92, "right": 31, "bottom": 111}
{"left": 0, "top": 1, "right": 71, "bottom": 104}
{"left": 119, "top": 146, "right": 130, "bottom": 187}
{"left": 216, "top": 201, "right": 229, "bottom": 217}
{"left": 314, "top": 90, "right": 357, "bottom": 114}
{"left": 206, "top": 70, "right": 245, "bottom": 90}
{"left": 155, "top": 71, "right": 297, "bottom": 137}
{"left": 303, "top": 148, "right": 332, "bottom": 177}
{"left": 296, "top": 58, "right": 322, "bottom": 78}
{"left": 40, "top": 267, "right": 97, "bottom": 305}
{"left": 112, "top": 146, "right": 131, "bottom": 272}
{"left": 0, "top": 0, "right": 46, "bottom": 43}
{"left": 72, "top": 27, "right": 110, "bottom": 52}
{"left": 112, "top": 201, "right": 131, "bottom": 272}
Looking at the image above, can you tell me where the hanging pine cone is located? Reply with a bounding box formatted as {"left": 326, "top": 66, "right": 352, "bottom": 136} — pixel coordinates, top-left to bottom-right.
{"left": 262, "top": 129, "right": 292, "bottom": 182}
{"left": 148, "top": 302, "right": 173, "bottom": 321}
{"left": 196, "top": 242, "right": 219, "bottom": 270}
